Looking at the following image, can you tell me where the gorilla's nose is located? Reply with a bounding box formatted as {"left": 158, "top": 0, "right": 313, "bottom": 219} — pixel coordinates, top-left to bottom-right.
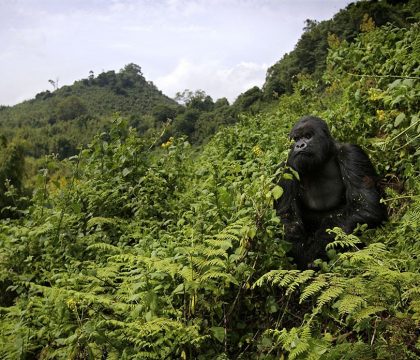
{"left": 295, "top": 139, "right": 307, "bottom": 151}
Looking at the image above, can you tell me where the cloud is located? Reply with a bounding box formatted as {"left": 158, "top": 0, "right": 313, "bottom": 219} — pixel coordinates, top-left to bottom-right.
{"left": 155, "top": 59, "right": 267, "bottom": 102}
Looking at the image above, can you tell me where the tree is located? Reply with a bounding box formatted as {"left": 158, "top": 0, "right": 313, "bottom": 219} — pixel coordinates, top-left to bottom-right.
{"left": 54, "top": 136, "right": 77, "bottom": 159}
{"left": 233, "top": 86, "right": 263, "bottom": 113}
{"left": 56, "top": 96, "right": 87, "bottom": 121}
{"left": 96, "top": 71, "right": 117, "bottom": 87}
{"left": 119, "top": 63, "right": 145, "bottom": 88}
{"left": 152, "top": 104, "right": 179, "bottom": 123}
{"left": 173, "top": 109, "right": 200, "bottom": 135}
{"left": 48, "top": 77, "right": 59, "bottom": 90}
{"left": 175, "top": 89, "right": 214, "bottom": 111}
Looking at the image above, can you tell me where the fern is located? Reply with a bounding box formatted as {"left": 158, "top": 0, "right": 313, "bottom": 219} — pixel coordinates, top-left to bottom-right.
{"left": 86, "top": 242, "right": 122, "bottom": 254}
{"left": 267, "top": 326, "right": 313, "bottom": 360}
{"left": 351, "top": 305, "right": 386, "bottom": 322}
{"left": 316, "top": 281, "right": 345, "bottom": 309}
{"left": 286, "top": 270, "right": 315, "bottom": 295}
{"left": 334, "top": 294, "right": 367, "bottom": 317}
{"left": 326, "top": 227, "right": 363, "bottom": 251}
{"left": 299, "top": 276, "right": 329, "bottom": 303}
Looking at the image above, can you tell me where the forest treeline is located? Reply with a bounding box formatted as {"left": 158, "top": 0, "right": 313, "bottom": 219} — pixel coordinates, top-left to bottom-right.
{"left": 0, "top": 0, "right": 419, "bottom": 359}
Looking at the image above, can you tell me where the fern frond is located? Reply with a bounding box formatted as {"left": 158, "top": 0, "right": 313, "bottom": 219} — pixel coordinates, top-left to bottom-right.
{"left": 352, "top": 305, "right": 386, "bottom": 322}
{"left": 197, "top": 258, "right": 226, "bottom": 270}
{"left": 409, "top": 300, "right": 420, "bottom": 320}
{"left": 300, "top": 276, "right": 329, "bottom": 303}
{"left": 201, "top": 247, "right": 228, "bottom": 259}
{"left": 253, "top": 270, "right": 300, "bottom": 289}
{"left": 87, "top": 242, "right": 122, "bottom": 254}
{"left": 289, "top": 326, "right": 311, "bottom": 360}
{"left": 402, "top": 286, "right": 420, "bottom": 300}
{"left": 340, "top": 243, "right": 389, "bottom": 265}
{"left": 334, "top": 294, "right": 367, "bottom": 316}
{"left": 326, "top": 234, "right": 362, "bottom": 250}
{"left": 316, "top": 285, "right": 345, "bottom": 309}
{"left": 179, "top": 266, "right": 199, "bottom": 282}
{"left": 286, "top": 270, "right": 315, "bottom": 295}
{"left": 279, "top": 271, "right": 302, "bottom": 288}
{"left": 200, "top": 271, "right": 238, "bottom": 285}
{"left": 87, "top": 216, "right": 117, "bottom": 228}
{"left": 205, "top": 238, "right": 233, "bottom": 250}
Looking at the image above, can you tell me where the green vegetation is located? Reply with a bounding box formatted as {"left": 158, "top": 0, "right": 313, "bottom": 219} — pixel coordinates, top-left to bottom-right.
{"left": 0, "top": 3, "right": 419, "bottom": 359}
{"left": 0, "top": 63, "right": 178, "bottom": 159}
{"left": 0, "top": 65, "right": 234, "bottom": 160}
{"left": 262, "top": 0, "right": 419, "bottom": 101}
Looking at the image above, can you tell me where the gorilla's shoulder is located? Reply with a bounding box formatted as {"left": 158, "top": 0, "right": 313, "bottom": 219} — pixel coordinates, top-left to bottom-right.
{"left": 336, "top": 143, "right": 377, "bottom": 179}
{"left": 337, "top": 143, "right": 365, "bottom": 155}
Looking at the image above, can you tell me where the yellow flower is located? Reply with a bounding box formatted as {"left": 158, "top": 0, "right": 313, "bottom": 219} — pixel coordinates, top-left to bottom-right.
{"left": 252, "top": 145, "right": 263, "bottom": 157}
{"left": 66, "top": 298, "right": 77, "bottom": 311}
{"left": 376, "top": 110, "right": 386, "bottom": 121}
{"left": 368, "top": 89, "right": 384, "bottom": 101}
{"left": 161, "top": 137, "right": 174, "bottom": 149}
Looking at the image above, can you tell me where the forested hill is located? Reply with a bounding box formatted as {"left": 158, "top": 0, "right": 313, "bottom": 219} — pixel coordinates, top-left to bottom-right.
{"left": 0, "top": 63, "right": 178, "bottom": 158}
{"left": 235, "top": 0, "right": 419, "bottom": 110}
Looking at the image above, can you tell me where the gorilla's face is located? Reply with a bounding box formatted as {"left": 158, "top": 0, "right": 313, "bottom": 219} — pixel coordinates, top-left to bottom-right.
{"left": 288, "top": 116, "right": 335, "bottom": 174}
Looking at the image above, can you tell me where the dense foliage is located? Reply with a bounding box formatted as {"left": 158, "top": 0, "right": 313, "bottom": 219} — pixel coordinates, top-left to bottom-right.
{"left": 0, "top": 17, "right": 419, "bottom": 359}
{"left": 262, "top": 0, "right": 419, "bottom": 100}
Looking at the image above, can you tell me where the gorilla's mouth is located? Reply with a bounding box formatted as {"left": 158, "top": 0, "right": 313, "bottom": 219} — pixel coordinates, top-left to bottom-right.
{"left": 295, "top": 151, "right": 312, "bottom": 157}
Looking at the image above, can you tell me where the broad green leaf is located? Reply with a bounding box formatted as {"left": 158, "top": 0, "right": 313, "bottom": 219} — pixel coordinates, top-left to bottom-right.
{"left": 272, "top": 185, "right": 284, "bottom": 200}
{"left": 394, "top": 113, "right": 406, "bottom": 127}
{"left": 210, "top": 327, "right": 225, "bottom": 343}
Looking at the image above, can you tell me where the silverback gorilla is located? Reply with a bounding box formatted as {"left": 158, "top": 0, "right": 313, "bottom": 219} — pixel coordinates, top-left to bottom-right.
{"left": 276, "top": 116, "right": 387, "bottom": 268}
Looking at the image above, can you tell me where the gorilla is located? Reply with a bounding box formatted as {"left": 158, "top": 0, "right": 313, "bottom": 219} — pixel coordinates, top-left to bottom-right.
{"left": 276, "top": 116, "right": 387, "bottom": 268}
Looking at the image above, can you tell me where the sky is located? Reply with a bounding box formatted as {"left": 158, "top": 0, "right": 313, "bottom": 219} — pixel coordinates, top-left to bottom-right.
{"left": 0, "top": 0, "right": 352, "bottom": 106}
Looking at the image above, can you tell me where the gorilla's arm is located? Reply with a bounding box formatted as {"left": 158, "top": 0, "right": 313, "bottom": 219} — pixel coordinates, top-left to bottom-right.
{"left": 275, "top": 175, "right": 305, "bottom": 239}
{"left": 275, "top": 173, "right": 311, "bottom": 267}
{"left": 337, "top": 144, "right": 387, "bottom": 233}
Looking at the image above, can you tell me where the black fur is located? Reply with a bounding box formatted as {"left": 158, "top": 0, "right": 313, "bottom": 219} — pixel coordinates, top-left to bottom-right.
{"left": 276, "top": 116, "right": 387, "bottom": 268}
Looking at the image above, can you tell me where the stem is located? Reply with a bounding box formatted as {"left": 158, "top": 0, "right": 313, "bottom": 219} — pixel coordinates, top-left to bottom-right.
{"left": 381, "top": 194, "right": 420, "bottom": 203}
{"left": 225, "top": 255, "right": 259, "bottom": 321}
{"left": 41, "top": 167, "right": 48, "bottom": 218}
{"left": 385, "top": 120, "right": 419, "bottom": 145}
{"left": 224, "top": 304, "right": 228, "bottom": 354}
{"left": 346, "top": 72, "right": 420, "bottom": 80}
{"left": 147, "top": 120, "right": 170, "bottom": 151}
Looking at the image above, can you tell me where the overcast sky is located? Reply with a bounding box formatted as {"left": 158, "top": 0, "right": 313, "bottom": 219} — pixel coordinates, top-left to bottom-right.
{"left": 0, "top": 0, "right": 352, "bottom": 106}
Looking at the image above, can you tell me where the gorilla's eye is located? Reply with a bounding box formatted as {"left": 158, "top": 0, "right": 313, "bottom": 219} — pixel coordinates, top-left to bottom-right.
{"left": 292, "top": 132, "right": 312, "bottom": 141}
